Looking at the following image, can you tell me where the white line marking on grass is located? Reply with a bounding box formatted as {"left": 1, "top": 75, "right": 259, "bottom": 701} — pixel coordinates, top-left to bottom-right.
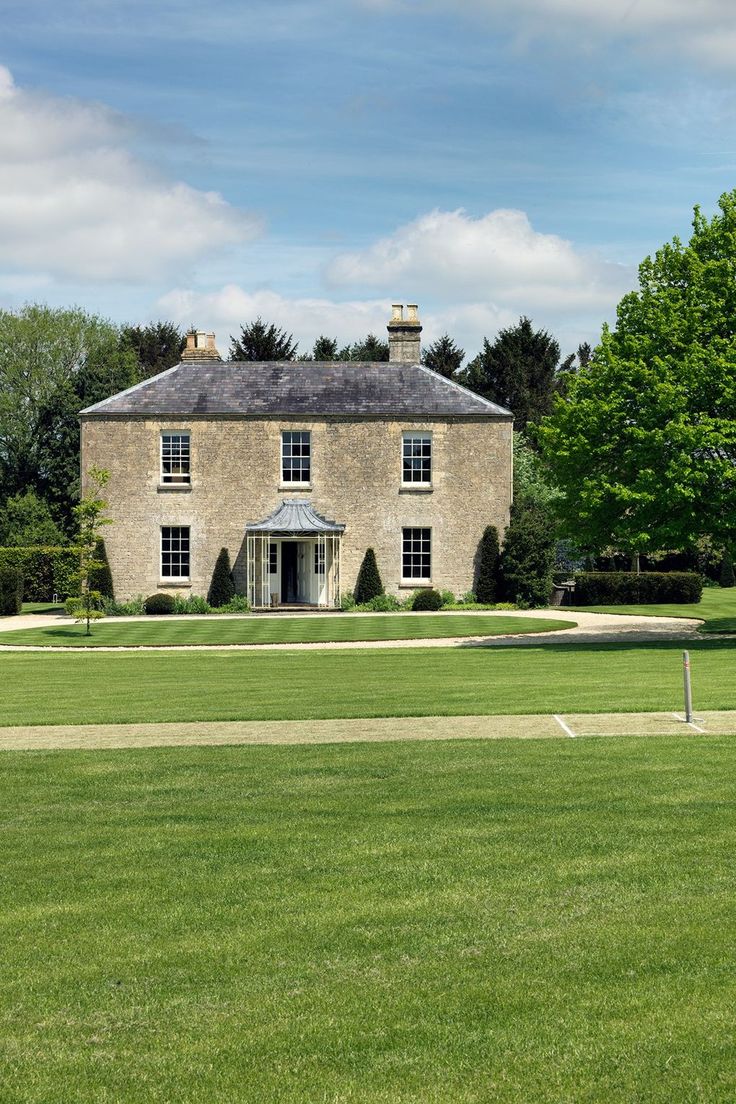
{"left": 671, "top": 712, "right": 706, "bottom": 734}
{"left": 553, "top": 715, "right": 577, "bottom": 738}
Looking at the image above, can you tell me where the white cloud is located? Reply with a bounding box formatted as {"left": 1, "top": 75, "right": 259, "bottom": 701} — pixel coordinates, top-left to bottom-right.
{"left": 363, "top": 0, "right": 736, "bottom": 67}
{"left": 327, "top": 208, "right": 632, "bottom": 316}
{"left": 0, "top": 66, "right": 261, "bottom": 282}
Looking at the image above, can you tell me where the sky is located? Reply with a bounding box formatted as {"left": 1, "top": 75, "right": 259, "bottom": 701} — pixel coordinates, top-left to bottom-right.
{"left": 1, "top": 0, "right": 736, "bottom": 360}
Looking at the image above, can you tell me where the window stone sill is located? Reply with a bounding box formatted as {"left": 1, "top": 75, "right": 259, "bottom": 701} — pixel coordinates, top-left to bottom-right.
{"left": 278, "top": 484, "right": 312, "bottom": 492}
{"left": 158, "top": 581, "right": 191, "bottom": 588}
{"left": 399, "top": 582, "right": 433, "bottom": 589}
{"left": 399, "top": 484, "right": 433, "bottom": 494}
{"left": 157, "top": 484, "right": 192, "bottom": 493}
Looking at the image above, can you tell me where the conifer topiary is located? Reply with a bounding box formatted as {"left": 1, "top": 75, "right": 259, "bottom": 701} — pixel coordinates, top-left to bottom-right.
{"left": 88, "top": 537, "right": 114, "bottom": 600}
{"left": 354, "top": 547, "right": 384, "bottom": 604}
{"left": 475, "top": 525, "right": 500, "bottom": 603}
{"left": 208, "top": 547, "right": 235, "bottom": 607}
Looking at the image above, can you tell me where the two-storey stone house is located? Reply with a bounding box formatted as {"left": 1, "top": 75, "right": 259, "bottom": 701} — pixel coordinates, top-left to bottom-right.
{"left": 80, "top": 305, "right": 513, "bottom": 607}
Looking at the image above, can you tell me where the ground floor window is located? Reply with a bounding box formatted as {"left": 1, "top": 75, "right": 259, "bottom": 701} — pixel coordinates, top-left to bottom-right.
{"left": 161, "top": 526, "right": 190, "bottom": 579}
{"left": 402, "top": 527, "right": 431, "bottom": 580}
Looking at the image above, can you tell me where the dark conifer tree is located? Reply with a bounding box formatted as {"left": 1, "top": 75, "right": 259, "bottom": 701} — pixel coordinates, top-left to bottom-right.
{"left": 88, "top": 537, "right": 114, "bottom": 601}
{"left": 312, "top": 336, "right": 339, "bottom": 360}
{"left": 719, "top": 550, "right": 735, "bottom": 588}
{"left": 229, "top": 318, "right": 298, "bottom": 361}
{"left": 422, "top": 334, "right": 465, "bottom": 379}
{"left": 121, "top": 322, "right": 186, "bottom": 379}
{"left": 208, "top": 547, "right": 235, "bottom": 607}
{"left": 354, "top": 547, "right": 384, "bottom": 603}
{"left": 475, "top": 525, "right": 500, "bottom": 603}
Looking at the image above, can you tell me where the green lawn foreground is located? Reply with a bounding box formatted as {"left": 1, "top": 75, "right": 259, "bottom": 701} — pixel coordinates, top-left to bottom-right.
{"left": 2, "top": 640, "right": 735, "bottom": 727}
{"left": 567, "top": 585, "right": 736, "bottom": 633}
{"left": 1, "top": 737, "right": 735, "bottom": 1103}
{"left": 0, "top": 612, "right": 571, "bottom": 648}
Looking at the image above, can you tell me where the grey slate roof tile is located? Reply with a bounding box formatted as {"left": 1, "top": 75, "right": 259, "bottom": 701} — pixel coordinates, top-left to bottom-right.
{"left": 80, "top": 360, "right": 512, "bottom": 419}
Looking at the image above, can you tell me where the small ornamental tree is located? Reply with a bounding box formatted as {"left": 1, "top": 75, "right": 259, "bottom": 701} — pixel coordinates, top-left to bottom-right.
{"left": 719, "top": 551, "right": 735, "bottom": 588}
{"left": 88, "top": 537, "right": 114, "bottom": 600}
{"left": 476, "top": 525, "right": 500, "bottom": 603}
{"left": 73, "top": 466, "right": 112, "bottom": 635}
{"left": 499, "top": 503, "right": 556, "bottom": 608}
{"left": 208, "top": 547, "right": 235, "bottom": 607}
{"left": 354, "top": 547, "right": 384, "bottom": 604}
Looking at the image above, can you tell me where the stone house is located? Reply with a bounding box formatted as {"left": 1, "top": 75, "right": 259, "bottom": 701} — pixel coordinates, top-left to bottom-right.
{"left": 79, "top": 305, "right": 513, "bottom": 607}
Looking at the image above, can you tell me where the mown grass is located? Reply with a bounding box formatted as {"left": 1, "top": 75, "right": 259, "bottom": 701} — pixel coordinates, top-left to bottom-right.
{"left": 567, "top": 585, "right": 736, "bottom": 632}
{"left": 0, "top": 612, "right": 570, "bottom": 648}
{"left": 2, "top": 640, "right": 735, "bottom": 727}
{"left": 1, "top": 737, "right": 735, "bottom": 1103}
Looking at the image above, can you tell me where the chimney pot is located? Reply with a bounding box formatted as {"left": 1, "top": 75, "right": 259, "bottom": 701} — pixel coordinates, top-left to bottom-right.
{"left": 387, "top": 301, "right": 422, "bottom": 363}
{"left": 391, "top": 303, "right": 404, "bottom": 321}
{"left": 406, "top": 303, "right": 418, "bottom": 322}
{"left": 181, "top": 327, "right": 222, "bottom": 362}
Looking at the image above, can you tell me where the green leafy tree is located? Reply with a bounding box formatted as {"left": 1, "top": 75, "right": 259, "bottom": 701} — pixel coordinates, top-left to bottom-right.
{"left": 0, "top": 305, "right": 137, "bottom": 533}
{"left": 229, "top": 318, "right": 297, "bottom": 361}
{"left": 499, "top": 503, "right": 556, "bottom": 608}
{"left": 513, "top": 432, "right": 562, "bottom": 510}
{"left": 208, "top": 547, "right": 235, "bottom": 607}
{"left": 73, "top": 466, "right": 112, "bottom": 635}
{"left": 422, "top": 334, "right": 464, "bottom": 378}
{"left": 354, "top": 547, "right": 384, "bottom": 603}
{"left": 461, "top": 317, "right": 564, "bottom": 431}
{"left": 88, "top": 537, "right": 114, "bottom": 600}
{"left": 122, "top": 321, "right": 185, "bottom": 379}
{"left": 537, "top": 190, "right": 736, "bottom": 557}
{"left": 0, "top": 491, "right": 65, "bottom": 546}
{"left": 475, "top": 525, "right": 500, "bottom": 603}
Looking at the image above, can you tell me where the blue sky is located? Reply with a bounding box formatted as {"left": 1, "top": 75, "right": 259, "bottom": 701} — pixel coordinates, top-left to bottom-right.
{"left": 1, "top": 0, "right": 735, "bottom": 358}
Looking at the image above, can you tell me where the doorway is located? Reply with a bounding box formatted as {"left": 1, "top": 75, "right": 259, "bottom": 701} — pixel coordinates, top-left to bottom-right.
{"left": 281, "top": 541, "right": 299, "bottom": 603}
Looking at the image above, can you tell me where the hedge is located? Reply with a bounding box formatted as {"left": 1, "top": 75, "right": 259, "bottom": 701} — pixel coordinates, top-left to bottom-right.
{"left": 0, "top": 565, "right": 23, "bottom": 615}
{"left": 573, "top": 571, "right": 703, "bottom": 605}
{"left": 0, "top": 546, "right": 80, "bottom": 602}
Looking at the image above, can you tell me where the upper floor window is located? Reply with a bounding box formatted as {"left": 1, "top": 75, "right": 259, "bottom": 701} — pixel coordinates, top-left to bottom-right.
{"left": 161, "top": 432, "right": 190, "bottom": 484}
{"left": 282, "top": 430, "right": 311, "bottom": 484}
{"left": 402, "top": 527, "right": 431, "bottom": 580}
{"left": 161, "top": 526, "right": 190, "bottom": 580}
{"left": 402, "top": 432, "right": 432, "bottom": 485}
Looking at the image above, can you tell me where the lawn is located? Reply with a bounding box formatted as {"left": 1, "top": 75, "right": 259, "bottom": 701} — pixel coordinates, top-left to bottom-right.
{"left": 567, "top": 585, "right": 736, "bottom": 633}
{"left": 0, "top": 612, "right": 571, "bottom": 648}
{"left": 2, "top": 640, "right": 735, "bottom": 727}
{"left": 1, "top": 737, "right": 735, "bottom": 1103}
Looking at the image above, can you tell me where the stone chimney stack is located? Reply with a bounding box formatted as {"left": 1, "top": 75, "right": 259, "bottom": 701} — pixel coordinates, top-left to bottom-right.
{"left": 387, "top": 303, "right": 422, "bottom": 363}
{"left": 181, "top": 329, "right": 222, "bottom": 362}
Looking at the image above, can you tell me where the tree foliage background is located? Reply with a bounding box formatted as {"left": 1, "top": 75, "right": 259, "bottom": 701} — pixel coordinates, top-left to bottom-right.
{"left": 537, "top": 189, "right": 736, "bottom": 556}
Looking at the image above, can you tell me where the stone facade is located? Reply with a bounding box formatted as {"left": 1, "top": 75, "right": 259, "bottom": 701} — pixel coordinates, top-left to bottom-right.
{"left": 80, "top": 413, "right": 513, "bottom": 602}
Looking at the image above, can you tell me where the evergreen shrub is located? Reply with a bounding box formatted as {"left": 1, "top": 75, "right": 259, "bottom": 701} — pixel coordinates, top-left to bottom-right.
{"left": 88, "top": 538, "right": 114, "bottom": 600}
{"left": 476, "top": 525, "right": 500, "bottom": 603}
{"left": 574, "top": 572, "right": 703, "bottom": 605}
{"left": 0, "top": 565, "right": 23, "bottom": 615}
{"left": 411, "top": 588, "right": 443, "bottom": 611}
{"left": 208, "top": 548, "right": 235, "bottom": 607}
{"left": 354, "top": 548, "right": 384, "bottom": 604}
{"left": 499, "top": 505, "right": 556, "bottom": 607}
{"left": 357, "top": 593, "right": 401, "bottom": 612}
{"left": 220, "top": 595, "right": 251, "bottom": 613}
{"left": 144, "top": 593, "right": 176, "bottom": 615}
{"left": 0, "top": 546, "right": 80, "bottom": 601}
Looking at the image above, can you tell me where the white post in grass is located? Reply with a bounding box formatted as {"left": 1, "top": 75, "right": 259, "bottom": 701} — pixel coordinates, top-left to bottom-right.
{"left": 683, "top": 651, "right": 693, "bottom": 724}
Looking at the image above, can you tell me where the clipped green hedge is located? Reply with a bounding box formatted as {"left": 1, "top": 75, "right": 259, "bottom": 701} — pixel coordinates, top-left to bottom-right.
{"left": 573, "top": 571, "right": 703, "bottom": 605}
{"left": 0, "top": 565, "right": 23, "bottom": 615}
{"left": 0, "top": 546, "right": 80, "bottom": 602}
{"left": 412, "top": 588, "right": 444, "bottom": 611}
{"left": 144, "top": 593, "right": 176, "bottom": 615}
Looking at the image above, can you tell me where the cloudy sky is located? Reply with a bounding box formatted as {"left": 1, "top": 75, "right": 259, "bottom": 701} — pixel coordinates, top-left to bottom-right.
{"left": 1, "top": 0, "right": 735, "bottom": 359}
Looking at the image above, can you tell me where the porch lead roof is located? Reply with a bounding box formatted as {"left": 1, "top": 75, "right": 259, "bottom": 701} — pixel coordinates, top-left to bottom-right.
{"left": 246, "top": 499, "right": 345, "bottom": 535}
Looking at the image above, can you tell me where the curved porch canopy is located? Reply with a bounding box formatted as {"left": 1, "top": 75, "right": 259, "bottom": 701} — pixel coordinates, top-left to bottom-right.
{"left": 245, "top": 500, "right": 344, "bottom": 608}
{"left": 246, "top": 499, "right": 345, "bottom": 536}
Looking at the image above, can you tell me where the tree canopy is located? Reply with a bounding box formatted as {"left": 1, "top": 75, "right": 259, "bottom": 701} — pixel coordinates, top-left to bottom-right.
{"left": 537, "top": 189, "right": 736, "bottom": 554}
{"left": 121, "top": 322, "right": 185, "bottom": 379}
{"left": 229, "top": 318, "right": 298, "bottom": 361}
{"left": 461, "top": 317, "right": 565, "bottom": 431}
{"left": 422, "top": 334, "right": 464, "bottom": 378}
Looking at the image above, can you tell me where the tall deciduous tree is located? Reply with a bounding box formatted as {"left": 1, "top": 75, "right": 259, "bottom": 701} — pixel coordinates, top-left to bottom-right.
{"left": 537, "top": 190, "right": 736, "bottom": 556}
{"left": 229, "top": 318, "right": 297, "bottom": 361}
{"left": 461, "top": 317, "right": 564, "bottom": 431}
{"left": 0, "top": 491, "right": 65, "bottom": 547}
{"left": 422, "top": 334, "right": 464, "bottom": 378}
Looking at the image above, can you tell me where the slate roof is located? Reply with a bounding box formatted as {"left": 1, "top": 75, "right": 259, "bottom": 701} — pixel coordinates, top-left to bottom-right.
{"left": 80, "top": 360, "right": 512, "bottom": 419}
{"left": 246, "top": 500, "right": 345, "bottom": 534}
